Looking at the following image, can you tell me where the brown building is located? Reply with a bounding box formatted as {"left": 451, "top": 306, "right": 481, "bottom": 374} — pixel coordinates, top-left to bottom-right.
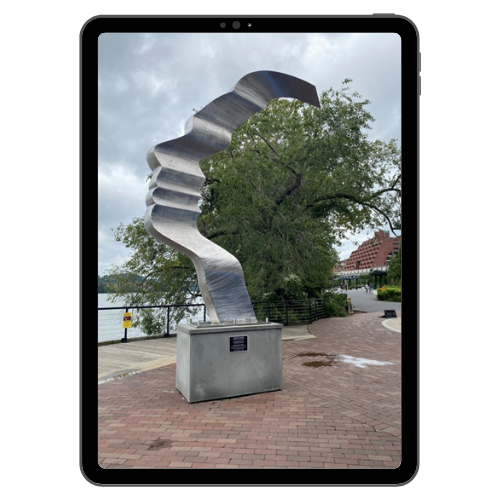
{"left": 334, "top": 230, "right": 400, "bottom": 278}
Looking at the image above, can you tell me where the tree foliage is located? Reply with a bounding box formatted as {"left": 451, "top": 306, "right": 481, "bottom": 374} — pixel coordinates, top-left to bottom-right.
{"left": 104, "top": 80, "right": 401, "bottom": 331}
{"left": 105, "top": 219, "right": 199, "bottom": 302}
{"left": 387, "top": 242, "right": 402, "bottom": 285}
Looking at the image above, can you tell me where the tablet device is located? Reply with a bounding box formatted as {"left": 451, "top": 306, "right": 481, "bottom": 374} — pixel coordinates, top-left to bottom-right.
{"left": 86, "top": 14, "right": 421, "bottom": 485}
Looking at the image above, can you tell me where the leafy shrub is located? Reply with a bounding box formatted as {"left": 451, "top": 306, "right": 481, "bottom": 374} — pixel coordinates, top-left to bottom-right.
{"left": 324, "top": 292, "right": 347, "bottom": 317}
{"left": 376, "top": 287, "right": 401, "bottom": 302}
{"left": 135, "top": 308, "right": 166, "bottom": 336}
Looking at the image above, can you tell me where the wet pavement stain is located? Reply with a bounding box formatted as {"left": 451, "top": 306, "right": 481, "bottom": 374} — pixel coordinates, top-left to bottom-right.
{"left": 300, "top": 353, "right": 339, "bottom": 368}
{"left": 148, "top": 439, "right": 172, "bottom": 450}
{"left": 302, "top": 360, "right": 333, "bottom": 368}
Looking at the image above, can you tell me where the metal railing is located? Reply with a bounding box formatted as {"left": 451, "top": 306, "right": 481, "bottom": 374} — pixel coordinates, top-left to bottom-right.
{"left": 98, "top": 298, "right": 325, "bottom": 343}
{"left": 98, "top": 303, "right": 206, "bottom": 343}
{"left": 252, "top": 299, "right": 326, "bottom": 325}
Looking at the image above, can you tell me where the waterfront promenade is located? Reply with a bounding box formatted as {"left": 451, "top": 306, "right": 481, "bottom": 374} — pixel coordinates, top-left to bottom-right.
{"left": 98, "top": 295, "right": 402, "bottom": 469}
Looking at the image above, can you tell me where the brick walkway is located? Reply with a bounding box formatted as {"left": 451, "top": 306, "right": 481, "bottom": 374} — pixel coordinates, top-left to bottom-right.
{"left": 98, "top": 311, "right": 401, "bottom": 469}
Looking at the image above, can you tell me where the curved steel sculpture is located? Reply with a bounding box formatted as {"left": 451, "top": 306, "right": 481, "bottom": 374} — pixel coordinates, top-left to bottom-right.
{"left": 145, "top": 70, "right": 320, "bottom": 324}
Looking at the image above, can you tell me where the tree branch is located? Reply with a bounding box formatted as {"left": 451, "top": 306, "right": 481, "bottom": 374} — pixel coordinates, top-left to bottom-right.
{"left": 305, "top": 191, "right": 400, "bottom": 234}
{"left": 274, "top": 172, "right": 302, "bottom": 208}
{"left": 206, "top": 229, "right": 240, "bottom": 240}
{"left": 205, "top": 176, "right": 221, "bottom": 185}
{"left": 254, "top": 132, "right": 280, "bottom": 158}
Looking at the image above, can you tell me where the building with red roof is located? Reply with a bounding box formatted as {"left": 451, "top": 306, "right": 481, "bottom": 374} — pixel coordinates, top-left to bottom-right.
{"left": 334, "top": 229, "right": 401, "bottom": 281}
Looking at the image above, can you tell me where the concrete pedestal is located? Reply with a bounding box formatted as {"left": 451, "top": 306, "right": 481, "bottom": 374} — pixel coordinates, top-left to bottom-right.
{"left": 176, "top": 322, "right": 283, "bottom": 403}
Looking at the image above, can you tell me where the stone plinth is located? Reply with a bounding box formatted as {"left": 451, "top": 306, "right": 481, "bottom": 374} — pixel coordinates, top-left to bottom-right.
{"left": 176, "top": 322, "right": 283, "bottom": 403}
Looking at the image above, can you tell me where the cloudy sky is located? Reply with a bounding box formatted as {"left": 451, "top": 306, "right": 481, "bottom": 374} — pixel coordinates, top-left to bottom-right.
{"left": 98, "top": 31, "right": 401, "bottom": 277}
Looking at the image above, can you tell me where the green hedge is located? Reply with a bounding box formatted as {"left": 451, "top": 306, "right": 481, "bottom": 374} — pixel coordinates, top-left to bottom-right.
{"left": 376, "top": 287, "right": 401, "bottom": 302}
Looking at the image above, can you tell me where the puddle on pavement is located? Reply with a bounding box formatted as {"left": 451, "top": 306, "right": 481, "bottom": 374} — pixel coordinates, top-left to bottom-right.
{"left": 299, "top": 353, "right": 339, "bottom": 368}
{"left": 302, "top": 360, "right": 333, "bottom": 368}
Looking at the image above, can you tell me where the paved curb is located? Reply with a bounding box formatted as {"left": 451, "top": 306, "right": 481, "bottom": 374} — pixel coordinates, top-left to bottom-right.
{"left": 382, "top": 319, "right": 401, "bottom": 333}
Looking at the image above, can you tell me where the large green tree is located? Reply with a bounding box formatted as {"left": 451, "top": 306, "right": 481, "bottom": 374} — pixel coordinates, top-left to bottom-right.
{"left": 104, "top": 80, "right": 401, "bottom": 332}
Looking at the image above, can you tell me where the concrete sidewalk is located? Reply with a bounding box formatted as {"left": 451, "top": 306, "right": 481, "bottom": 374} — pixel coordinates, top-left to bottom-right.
{"left": 98, "top": 291, "right": 401, "bottom": 383}
{"left": 98, "top": 311, "right": 402, "bottom": 469}
{"left": 98, "top": 324, "right": 316, "bottom": 383}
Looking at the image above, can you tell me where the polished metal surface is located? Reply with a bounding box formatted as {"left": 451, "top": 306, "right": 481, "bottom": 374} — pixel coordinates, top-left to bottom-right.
{"left": 145, "top": 70, "right": 320, "bottom": 324}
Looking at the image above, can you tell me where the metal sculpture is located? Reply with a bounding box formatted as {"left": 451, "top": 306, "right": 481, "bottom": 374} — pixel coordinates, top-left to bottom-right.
{"left": 145, "top": 70, "right": 320, "bottom": 324}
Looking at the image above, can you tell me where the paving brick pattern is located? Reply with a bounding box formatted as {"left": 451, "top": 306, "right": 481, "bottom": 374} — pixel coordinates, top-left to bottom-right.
{"left": 98, "top": 311, "right": 401, "bottom": 469}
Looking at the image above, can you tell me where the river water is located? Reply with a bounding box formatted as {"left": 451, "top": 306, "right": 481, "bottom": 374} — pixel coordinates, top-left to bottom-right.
{"left": 97, "top": 294, "right": 205, "bottom": 343}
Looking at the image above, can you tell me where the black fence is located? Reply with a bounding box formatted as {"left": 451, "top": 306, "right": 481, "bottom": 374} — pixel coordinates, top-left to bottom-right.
{"left": 252, "top": 299, "right": 326, "bottom": 325}
{"left": 98, "top": 303, "right": 207, "bottom": 343}
{"left": 98, "top": 298, "right": 326, "bottom": 344}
